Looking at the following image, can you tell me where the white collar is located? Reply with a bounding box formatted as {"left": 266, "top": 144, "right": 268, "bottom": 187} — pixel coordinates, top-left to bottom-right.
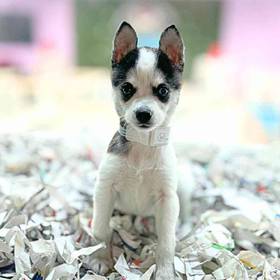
{"left": 119, "top": 124, "right": 170, "bottom": 146}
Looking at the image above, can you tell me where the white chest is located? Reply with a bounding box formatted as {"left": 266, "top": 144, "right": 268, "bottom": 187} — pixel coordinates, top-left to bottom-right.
{"left": 99, "top": 143, "right": 178, "bottom": 216}
{"left": 113, "top": 166, "right": 158, "bottom": 216}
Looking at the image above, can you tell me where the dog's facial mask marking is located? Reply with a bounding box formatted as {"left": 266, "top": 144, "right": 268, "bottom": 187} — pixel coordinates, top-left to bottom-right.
{"left": 110, "top": 22, "right": 185, "bottom": 154}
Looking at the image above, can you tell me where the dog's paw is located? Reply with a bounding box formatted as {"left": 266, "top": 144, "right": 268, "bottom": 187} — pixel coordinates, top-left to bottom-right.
{"left": 155, "top": 265, "right": 175, "bottom": 280}
{"left": 89, "top": 258, "right": 110, "bottom": 275}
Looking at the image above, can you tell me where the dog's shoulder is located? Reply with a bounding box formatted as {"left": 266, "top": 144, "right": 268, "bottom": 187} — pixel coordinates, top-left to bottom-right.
{"left": 107, "top": 131, "right": 130, "bottom": 155}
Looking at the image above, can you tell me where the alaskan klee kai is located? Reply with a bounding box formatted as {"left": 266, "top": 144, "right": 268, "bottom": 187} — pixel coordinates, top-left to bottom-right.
{"left": 93, "top": 22, "right": 190, "bottom": 280}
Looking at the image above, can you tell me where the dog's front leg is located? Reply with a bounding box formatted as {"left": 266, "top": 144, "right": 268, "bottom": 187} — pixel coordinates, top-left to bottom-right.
{"left": 155, "top": 189, "right": 179, "bottom": 280}
{"left": 92, "top": 177, "right": 115, "bottom": 274}
{"left": 93, "top": 178, "right": 115, "bottom": 242}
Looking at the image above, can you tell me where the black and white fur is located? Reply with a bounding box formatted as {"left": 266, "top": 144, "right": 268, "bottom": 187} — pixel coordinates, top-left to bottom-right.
{"left": 93, "top": 22, "right": 191, "bottom": 280}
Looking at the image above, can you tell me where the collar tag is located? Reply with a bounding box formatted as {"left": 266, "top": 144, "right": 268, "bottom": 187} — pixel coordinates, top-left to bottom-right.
{"left": 120, "top": 124, "right": 170, "bottom": 146}
{"left": 150, "top": 127, "right": 170, "bottom": 146}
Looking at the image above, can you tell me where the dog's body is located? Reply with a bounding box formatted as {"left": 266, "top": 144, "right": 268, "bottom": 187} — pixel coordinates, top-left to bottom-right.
{"left": 93, "top": 22, "right": 190, "bottom": 279}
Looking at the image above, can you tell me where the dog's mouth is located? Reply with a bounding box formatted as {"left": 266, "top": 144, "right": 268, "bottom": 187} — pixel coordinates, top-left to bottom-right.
{"left": 138, "top": 123, "right": 151, "bottom": 129}
{"left": 127, "top": 118, "right": 157, "bottom": 131}
{"left": 135, "top": 123, "right": 159, "bottom": 132}
{"left": 128, "top": 121, "right": 155, "bottom": 131}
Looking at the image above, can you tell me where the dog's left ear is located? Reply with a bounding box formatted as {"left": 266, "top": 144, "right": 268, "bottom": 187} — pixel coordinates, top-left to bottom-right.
{"left": 112, "top": 21, "right": 138, "bottom": 64}
{"left": 159, "top": 25, "right": 184, "bottom": 68}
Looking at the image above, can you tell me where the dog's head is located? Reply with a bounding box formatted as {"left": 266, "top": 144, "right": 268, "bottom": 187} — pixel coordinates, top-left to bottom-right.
{"left": 111, "top": 22, "right": 184, "bottom": 131}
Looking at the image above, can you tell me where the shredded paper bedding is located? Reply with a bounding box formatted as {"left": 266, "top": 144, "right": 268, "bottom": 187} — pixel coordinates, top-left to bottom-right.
{"left": 0, "top": 134, "right": 280, "bottom": 280}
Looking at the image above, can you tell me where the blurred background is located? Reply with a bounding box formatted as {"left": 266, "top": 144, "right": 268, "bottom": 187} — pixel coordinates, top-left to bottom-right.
{"left": 0, "top": 0, "right": 280, "bottom": 152}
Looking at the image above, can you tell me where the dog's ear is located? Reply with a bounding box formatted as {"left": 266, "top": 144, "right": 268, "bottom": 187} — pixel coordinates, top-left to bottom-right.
{"left": 112, "top": 21, "right": 138, "bottom": 64}
{"left": 159, "top": 25, "right": 184, "bottom": 68}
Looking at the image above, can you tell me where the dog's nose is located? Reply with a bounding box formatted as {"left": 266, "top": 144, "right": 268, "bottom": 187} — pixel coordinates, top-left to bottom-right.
{"left": 135, "top": 107, "right": 152, "bottom": 124}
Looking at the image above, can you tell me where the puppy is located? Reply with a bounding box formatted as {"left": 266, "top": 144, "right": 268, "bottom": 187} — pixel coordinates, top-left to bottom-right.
{"left": 93, "top": 22, "right": 190, "bottom": 280}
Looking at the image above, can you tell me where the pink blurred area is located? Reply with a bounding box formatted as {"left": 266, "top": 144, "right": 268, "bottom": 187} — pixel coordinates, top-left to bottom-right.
{"left": 0, "top": 0, "right": 75, "bottom": 72}
{"left": 221, "top": 0, "right": 280, "bottom": 71}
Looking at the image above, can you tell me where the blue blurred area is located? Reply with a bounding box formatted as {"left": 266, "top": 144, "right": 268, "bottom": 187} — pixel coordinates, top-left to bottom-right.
{"left": 138, "top": 33, "right": 160, "bottom": 48}
{"left": 253, "top": 103, "right": 280, "bottom": 137}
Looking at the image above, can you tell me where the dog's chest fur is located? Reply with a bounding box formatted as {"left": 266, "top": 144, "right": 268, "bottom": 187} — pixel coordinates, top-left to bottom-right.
{"left": 102, "top": 138, "right": 178, "bottom": 216}
{"left": 114, "top": 167, "right": 156, "bottom": 216}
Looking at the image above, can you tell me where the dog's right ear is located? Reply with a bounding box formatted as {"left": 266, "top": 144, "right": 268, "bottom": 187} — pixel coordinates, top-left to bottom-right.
{"left": 112, "top": 21, "right": 138, "bottom": 64}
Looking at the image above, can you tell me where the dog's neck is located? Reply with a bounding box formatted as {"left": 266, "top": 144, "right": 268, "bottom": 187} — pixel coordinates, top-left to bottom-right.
{"left": 118, "top": 120, "right": 170, "bottom": 147}
{"left": 119, "top": 121, "right": 169, "bottom": 171}
{"left": 107, "top": 120, "right": 171, "bottom": 157}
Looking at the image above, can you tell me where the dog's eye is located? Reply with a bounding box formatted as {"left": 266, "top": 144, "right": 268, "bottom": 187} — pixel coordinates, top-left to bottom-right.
{"left": 158, "top": 86, "right": 169, "bottom": 97}
{"left": 120, "top": 82, "right": 136, "bottom": 101}
{"left": 154, "top": 84, "right": 170, "bottom": 103}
